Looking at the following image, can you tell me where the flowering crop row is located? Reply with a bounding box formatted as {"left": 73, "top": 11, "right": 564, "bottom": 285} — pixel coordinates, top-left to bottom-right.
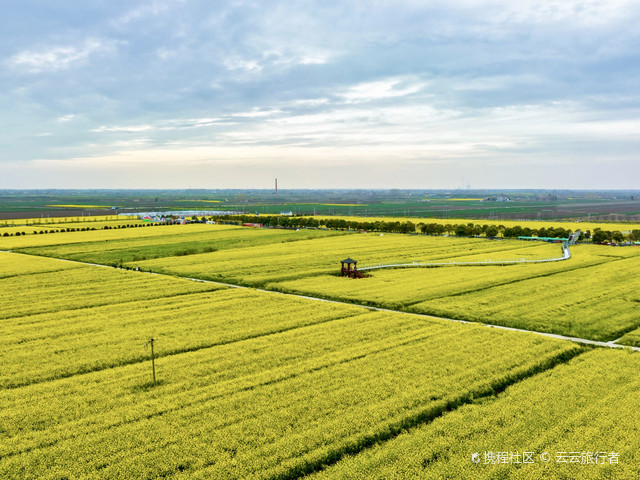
{"left": 0, "top": 218, "right": 149, "bottom": 237}
{"left": 311, "top": 348, "right": 640, "bottom": 480}
{"left": 616, "top": 327, "right": 640, "bottom": 347}
{"left": 268, "top": 243, "right": 640, "bottom": 341}
{"left": 0, "top": 311, "right": 435, "bottom": 458}
{"left": 0, "top": 215, "right": 122, "bottom": 227}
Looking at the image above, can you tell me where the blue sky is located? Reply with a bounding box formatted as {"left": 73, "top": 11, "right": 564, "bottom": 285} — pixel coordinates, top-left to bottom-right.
{"left": 1, "top": 0, "right": 639, "bottom": 189}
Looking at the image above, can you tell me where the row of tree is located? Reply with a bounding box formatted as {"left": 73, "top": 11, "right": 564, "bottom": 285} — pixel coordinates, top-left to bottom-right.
{"left": 592, "top": 228, "right": 640, "bottom": 243}
{"left": 102, "top": 224, "right": 155, "bottom": 229}
{"left": 1, "top": 221, "right": 166, "bottom": 236}
{"left": 3, "top": 227, "right": 99, "bottom": 236}
{"left": 209, "top": 214, "right": 639, "bottom": 243}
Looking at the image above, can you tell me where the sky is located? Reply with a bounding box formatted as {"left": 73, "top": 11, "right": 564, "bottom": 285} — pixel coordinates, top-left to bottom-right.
{"left": 1, "top": 0, "right": 639, "bottom": 190}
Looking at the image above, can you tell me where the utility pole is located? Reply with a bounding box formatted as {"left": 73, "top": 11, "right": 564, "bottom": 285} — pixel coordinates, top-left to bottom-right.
{"left": 145, "top": 337, "right": 156, "bottom": 385}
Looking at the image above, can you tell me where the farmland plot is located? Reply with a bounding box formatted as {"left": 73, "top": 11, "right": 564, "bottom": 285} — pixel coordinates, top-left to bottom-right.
{"left": 269, "top": 246, "right": 609, "bottom": 310}
{"left": 0, "top": 258, "right": 221, "bottom": 321}
{"left": 408, "top": 251, "right": 640, "bottom": 341}
{"left": 17, "top": 225, "right": 347, "bottom": 265}
{"left": 2, "top": 222, "right": 638, "bottom": 480}
{"left": 134, "top": 234, "right": 561, "bottom": 286}
{"left": 311, "top": 349, "right": 640, "bottom": 480}
{"left": 0, "top": 309, "right": 581, "bottom": 479}
{"left": 0, "top": 288, "right": 366, "bottom": 388}
{"left": 0, "top": 251, "right": 84, "bottom": 279}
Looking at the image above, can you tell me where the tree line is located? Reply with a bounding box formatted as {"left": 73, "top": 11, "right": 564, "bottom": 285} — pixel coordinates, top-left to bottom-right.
{"left": 209, "top": 214, "right": 639, "bottom": 243}
{"left": 1, "top": 222, "right": 163, "bottom": 237}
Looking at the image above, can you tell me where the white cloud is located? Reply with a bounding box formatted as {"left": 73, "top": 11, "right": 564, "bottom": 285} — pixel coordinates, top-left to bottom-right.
{"left": 4, "top": 1, "right": 640, "bottom": 189}
{"left": 270, "top": 48, "right": 334, "bottom": 68}
{"left": 490, "top": 0, "right": 636, "bottom": 27}
{"left": 156, "top": 48, "right": 178, "bottom": 60}
{"left": 293, "top": 98, "right": 330, "bottom": 107}
{"left": 8, "top": 39, "right": 116, "bottom": 73}
{"left": 90, "top": 117, "right": 235, "bottom": 134}
{"left": 223, "top": 47, "right": 335, "bottom": 76}
{"left": 107, "top": 138, "right": 153, "bottom": 148}
{"left": 231, "top": 108, "right": 284, "bottom": 118}
{"left": 224, "top": 57, "right": 263, "bottom": 73}
{"left": 18, "top": 95, "right": 640, "bottom": 189}
{"left": 113, "top": 3, "right": 170, "bottom": 26}
{"left": 340, "top": 78, "right": 426, "bottom": 103}
{"left": 177, "top": 118, "right": 223, "bottom": 128}
{"left": 298, "top": 53, "right": 331, "bottom": 65}
{"left": 92, "top": 124, "right": 155, "bottom": 133}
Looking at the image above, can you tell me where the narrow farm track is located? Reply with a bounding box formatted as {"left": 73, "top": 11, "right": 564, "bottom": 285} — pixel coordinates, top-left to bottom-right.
{"left": 359, "top": 242, "right": 571, "bottom": 270}
{"left": 5, "top": 249, "right": 640, "bottom": 354}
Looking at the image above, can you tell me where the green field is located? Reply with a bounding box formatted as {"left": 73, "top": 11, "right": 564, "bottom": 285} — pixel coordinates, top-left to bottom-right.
{"left": 2, "top": 189, "right": 639, "bottom": 222}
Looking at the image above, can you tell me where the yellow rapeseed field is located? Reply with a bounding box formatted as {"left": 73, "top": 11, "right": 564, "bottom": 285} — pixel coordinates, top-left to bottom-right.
{"left": 2, "top": 219, "right": 640, "bottom": 479}
{"left": 312, "top": 348, "right": 640, "bottom": 479}
{"left": 134, "top": 233, "right": 561, "bottom": 286}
